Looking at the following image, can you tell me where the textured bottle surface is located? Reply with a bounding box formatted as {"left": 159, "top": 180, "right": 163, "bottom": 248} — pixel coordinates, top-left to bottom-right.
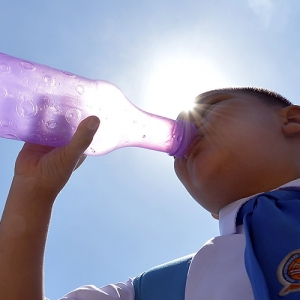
{"left": 0, "top": 53, "right": 93, "bottom": 150}
{"left": 0, "top": 53, "right": 196, "bottom": 156}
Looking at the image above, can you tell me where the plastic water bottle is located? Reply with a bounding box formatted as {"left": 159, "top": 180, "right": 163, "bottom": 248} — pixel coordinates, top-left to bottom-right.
{"left": 0, "top": 52, "right": 197, "bottom": 157}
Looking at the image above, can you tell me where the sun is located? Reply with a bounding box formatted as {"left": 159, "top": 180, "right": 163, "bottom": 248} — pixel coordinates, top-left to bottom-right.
{"left": 141, "top": 56, "right": 230, "bottom": 119}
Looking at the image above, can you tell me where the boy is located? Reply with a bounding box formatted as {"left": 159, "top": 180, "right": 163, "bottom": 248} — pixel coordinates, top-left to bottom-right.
{"left": 1, "top": 87, "right": 300, "bottom": 300}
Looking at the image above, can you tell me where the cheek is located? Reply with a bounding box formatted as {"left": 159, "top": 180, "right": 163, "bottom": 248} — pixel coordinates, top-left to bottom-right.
{"left": 174, "top": 158, "right": 188, "bottom": 184}
{"left": 174, "top": 158, "right": 198, "bottom": 192}
{"left": 204, "top": 112, "right": 259, "bottom": 155}
{"left": 203, "top": 118, "right": 276, "bottom": 178}
{"left": 190, "top": 126, "right": 250, "bottom": 182}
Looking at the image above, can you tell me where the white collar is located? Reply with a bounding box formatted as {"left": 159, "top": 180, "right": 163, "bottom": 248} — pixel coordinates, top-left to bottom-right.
{"left": 218, "top": 178, "right": 300, "bottom": 236}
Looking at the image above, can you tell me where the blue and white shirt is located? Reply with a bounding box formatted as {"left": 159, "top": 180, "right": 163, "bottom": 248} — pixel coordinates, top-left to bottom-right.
{"left": 58, "top": 179, "right": 300, "bottom": 300}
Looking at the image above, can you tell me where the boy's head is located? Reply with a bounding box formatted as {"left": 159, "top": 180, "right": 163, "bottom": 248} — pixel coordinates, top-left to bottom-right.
{"left": 174, "top": 87, "right": 300, "bottom": 216}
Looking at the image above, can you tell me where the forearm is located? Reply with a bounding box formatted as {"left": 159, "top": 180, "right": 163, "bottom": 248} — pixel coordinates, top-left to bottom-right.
{"left": 0, "top": 176, "right": 57, "bottom": 300}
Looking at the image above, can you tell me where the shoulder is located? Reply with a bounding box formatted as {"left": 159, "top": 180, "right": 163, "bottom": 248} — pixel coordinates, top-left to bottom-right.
{"left": 133, "top": 254, "right": 194, "bottom": 300}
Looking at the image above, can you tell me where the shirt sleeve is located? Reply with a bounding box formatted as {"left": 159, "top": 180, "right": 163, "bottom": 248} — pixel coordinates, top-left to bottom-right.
{"left": 58, "top": 278, "right": 135, "bottom": 300}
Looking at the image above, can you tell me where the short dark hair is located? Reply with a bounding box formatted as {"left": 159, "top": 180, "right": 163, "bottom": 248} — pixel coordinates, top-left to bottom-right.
{"left": 210, "top": 87, "right": 292, "bottom": 108}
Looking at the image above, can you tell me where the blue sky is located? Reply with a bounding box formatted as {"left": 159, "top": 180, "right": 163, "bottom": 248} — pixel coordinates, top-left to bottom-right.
{"left": 1, "top": 0, "right": 300, "bottom": 299}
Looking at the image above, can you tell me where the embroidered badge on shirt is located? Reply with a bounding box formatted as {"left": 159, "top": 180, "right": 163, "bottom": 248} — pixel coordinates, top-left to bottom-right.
{"left": 277, "top": 249, "right": 300, "bottom": 296}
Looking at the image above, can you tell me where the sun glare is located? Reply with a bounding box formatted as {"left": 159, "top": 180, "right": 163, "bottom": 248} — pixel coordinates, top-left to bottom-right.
{"left": 142, "top": 56, "right": 230, "bottom": 119}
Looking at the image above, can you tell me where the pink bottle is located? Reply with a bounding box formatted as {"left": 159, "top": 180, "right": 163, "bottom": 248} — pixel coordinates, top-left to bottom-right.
{"left": 0, "top": 52, "right": 197, "bottom": 157}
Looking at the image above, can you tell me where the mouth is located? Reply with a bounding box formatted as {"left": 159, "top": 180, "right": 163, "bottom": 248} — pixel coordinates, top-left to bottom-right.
{"left": 184, "top": 135, "right": 203, "bottom": 159}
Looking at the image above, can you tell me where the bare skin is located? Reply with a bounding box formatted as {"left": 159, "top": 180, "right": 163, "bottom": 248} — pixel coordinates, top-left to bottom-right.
{"left": 0, "top": 116, "right": 100, "bottom": 300}
{"left": 174, "top": 90, "right": 300, "bottom": 215}
{"left": 2, "top": 90, "right": 300, "bottom": 300}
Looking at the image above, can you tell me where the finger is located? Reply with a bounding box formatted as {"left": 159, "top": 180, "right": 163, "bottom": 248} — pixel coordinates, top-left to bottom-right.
{"left": 63, "top": 116, "right": 100, "bottom": 164}
{"left": 74, "top": 154, "right": 87, "bottom": 171}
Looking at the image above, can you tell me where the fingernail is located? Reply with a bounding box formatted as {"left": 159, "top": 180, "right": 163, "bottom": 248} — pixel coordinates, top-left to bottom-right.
{"left": 87, "top": 117, "right": 100, "bottom": 130}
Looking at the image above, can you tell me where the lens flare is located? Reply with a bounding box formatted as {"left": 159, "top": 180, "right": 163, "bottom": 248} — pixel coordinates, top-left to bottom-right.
{"left": 142, "top": 56, "right": 230, "bottom": 119}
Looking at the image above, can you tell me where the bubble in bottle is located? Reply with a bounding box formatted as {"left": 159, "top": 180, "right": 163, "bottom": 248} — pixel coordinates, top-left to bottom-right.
{"left": 20, "top": 61, "right": 35, "bottom": 70}
{"left": 1, "top": 133, "right": 17, "bottom": 139}
{"left": 17, "top": 98, "right": 38, "bottom": 118}
{"left": 0, "top": 88, "right": 7, "bottom": 97}
{"left": 0, "top": 118, "right": 12, "bottom": 127}
{"left": 0, "top": 63, "right": 10, "bottom": 74}
{"left": 46, "top": 120, "right": 59, "bottom": 130}
{"left": 65, "top": 108, "right": 81, "bottom": 124}
{"left": 76, "top": 85, "right": 85, "bottom": 95}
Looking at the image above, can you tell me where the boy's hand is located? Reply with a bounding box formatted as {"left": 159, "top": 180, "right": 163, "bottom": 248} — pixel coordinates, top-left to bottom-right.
{"left": 0, "top": 116, "right": 100, "bottom": 300}
{"left": 14, "top": 116, "right": 100, "bottom": 196}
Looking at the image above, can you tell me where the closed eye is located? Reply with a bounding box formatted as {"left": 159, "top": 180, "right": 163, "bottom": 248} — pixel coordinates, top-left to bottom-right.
{"left": 177, "top": 100, "right": 220, "bottom": 123}
{"left": 196, "top": 103, "right": 213, "bottom": 118}
{"left": 201, "top": 105, "right": 212, "bottom": 117}
{"left": 200, "top": 101, "right": 221, "bottom": 118}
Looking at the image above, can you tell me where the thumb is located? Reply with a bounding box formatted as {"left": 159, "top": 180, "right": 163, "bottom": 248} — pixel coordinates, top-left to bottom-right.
{"left": 64, "top": 116, "right": 100, "bottom": 164}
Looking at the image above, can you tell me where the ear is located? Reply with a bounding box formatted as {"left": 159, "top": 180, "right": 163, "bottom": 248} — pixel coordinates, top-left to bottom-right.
{"left": 281, "top": 105, "right": 300, "bottom": 135}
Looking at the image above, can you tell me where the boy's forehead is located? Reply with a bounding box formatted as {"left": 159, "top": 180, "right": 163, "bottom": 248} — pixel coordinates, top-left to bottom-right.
{"left": 177, "top": 90, "right": 253, "bottom": 121}
{"left": 195, "top": 89, "right": 243, "bottom": 105}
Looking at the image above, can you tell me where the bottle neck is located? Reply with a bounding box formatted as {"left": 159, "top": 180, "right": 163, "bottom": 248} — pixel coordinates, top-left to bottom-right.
{"left": 118, "top": 107, "right": 197, "bottom": 157}
{"left": 168, "top": 120, "right": 197, "bottom": 157}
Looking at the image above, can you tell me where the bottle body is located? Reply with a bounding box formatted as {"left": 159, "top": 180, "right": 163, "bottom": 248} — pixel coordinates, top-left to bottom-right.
{"left": 0, "top": 53, "right": 196, "bottom": 157}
